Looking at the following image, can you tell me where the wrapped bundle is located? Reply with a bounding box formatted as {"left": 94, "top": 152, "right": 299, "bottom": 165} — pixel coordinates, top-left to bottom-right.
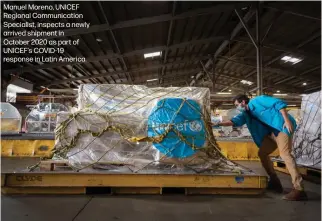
{"left": 292, "top": 91, "right": 321, "bottom": 169}
{"left": 53, "top": 84, "right": 245, "bottom": 173}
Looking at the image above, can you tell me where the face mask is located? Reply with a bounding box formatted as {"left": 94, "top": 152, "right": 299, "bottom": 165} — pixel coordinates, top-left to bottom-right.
{"left": 237, "top": 105, "right": 245, "bottom": 112}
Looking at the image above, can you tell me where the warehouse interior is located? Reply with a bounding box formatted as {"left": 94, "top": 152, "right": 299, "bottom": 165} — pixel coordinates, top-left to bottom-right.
{"left": 1, "top": 1, "right": 321, "bottom": 221}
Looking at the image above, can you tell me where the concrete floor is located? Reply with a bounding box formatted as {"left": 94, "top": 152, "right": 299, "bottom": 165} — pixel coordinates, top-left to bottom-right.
{"left": 1, "top": 161, "right": 321, "bottom": 221}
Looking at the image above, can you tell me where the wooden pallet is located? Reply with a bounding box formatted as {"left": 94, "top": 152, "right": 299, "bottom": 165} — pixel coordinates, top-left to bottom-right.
{"left": 273, "top": 161, "right": 321, "bottom": 184}
{"left": 1, "top": 160, "right": 268, "bottom": 195}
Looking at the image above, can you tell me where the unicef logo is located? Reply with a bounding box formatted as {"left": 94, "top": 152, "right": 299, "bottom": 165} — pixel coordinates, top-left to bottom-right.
{"left": 189, "top": 120, "right": 203, "bottom": 132}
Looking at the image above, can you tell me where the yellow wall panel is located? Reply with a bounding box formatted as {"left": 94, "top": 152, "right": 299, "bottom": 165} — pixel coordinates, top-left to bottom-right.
{"left": 1, "top": 140, "right": 54, "bottom": 157}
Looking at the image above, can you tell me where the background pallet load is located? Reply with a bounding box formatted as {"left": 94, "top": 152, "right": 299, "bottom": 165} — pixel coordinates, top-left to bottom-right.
{"left": 273, "top": 91, "right": 321, "bottom": 175}
{"left": 0, "top": 103, "right": 22, "bottom": 134}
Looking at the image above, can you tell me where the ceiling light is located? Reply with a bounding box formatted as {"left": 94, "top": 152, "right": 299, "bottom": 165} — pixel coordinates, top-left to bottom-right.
{"left": 281, "top": 56, "right": 291, "bottom": 61}
{"left": 217, "top": 92, "right": 232, "bottom": 95}
{"left": 96, "top": 38, "right": 103, "bottom": 42}
{"left": 273, "top": 93, "right": 288, "bottom": 96}
{"left": 147, "top": 78, "right": 158, "bottom": 82}
{"left": 144, "top": 51, "right": 162, "bottom": 58}
{"left": 40, "top": 86, "right": 46, "bottom": 88}
{"left": 303, "top": 82, "right": 307, "bottom": 86}
{"left": 73, "top": 88, "right": 78, "bottom": 91}
{"left": 281, "top": 56, "right": 302, "bottom": 64}
{"left": 229, "top": 89, "right": 232, "bottom": 92}
{"left": 277, "top": 90, "right": 280, "bottom": 93}
{"left": 240, "top": 80, "right": 253, "bottom": 85}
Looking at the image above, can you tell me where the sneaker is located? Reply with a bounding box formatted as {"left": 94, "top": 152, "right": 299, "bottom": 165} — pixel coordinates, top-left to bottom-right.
{"left": 267, "top": 175, "right": 283, "bottom": 193}
{"left": 282, "top": 189, "right": 308, "bottom": 201}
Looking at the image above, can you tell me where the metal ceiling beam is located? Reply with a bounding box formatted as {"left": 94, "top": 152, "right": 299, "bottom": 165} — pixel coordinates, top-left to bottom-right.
{"left": 139, "top": 69, "right": 199, "bottom": 85}
{"left": 162, "top": 76, "right": 246, "bottom": 91}
{"left": 235, "top": 9, "right": 258, "bottom": 49}
{"left": 6, "top": 2, "right": 250, "bottom": 41}
{"left": 274, "top": 65, "right": 321, "bottom": 85}
{"left": 97, "top": 1, "right": 133, "bottom": 84}
{"left": 261, "top": 11, "right": 283, "bottom": 44}
{"left": 4, "top": 35, "right": 226, "bottom": 75}
{"left": 45, "top": 55, "right": 210, "bottom": 86}
{"left": 218, "top": 57, "right": 320, "bottom": 82}
{"left": 139, "top": 65, "right": 301, "bottom": 93}
{"left": 160, "top": 1, "right": 177, "bottom": 85}
{"left": 190, "top": 5, "right": 256, "bottom": 87}
{"left": 304, "top": 85, "right": 321, "bottom": 92}
{"left": 232, "top": 38, "right": 320, "bottom": 58}
{"left": 221, "top": 30, "right": 321, "bottom": 92}
{"left": 136, "top": 67, "right": 248, "bottom": 86}
{"left": 213, "top": 69, "right": 301, "bottom": 93}
{"left": 264, "top": 5, "right": 321, "bottom": 21}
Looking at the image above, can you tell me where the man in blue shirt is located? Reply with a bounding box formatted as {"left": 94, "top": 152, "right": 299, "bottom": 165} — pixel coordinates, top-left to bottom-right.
{"left": 215, "top": 94, "right": 307, "bottom": 201}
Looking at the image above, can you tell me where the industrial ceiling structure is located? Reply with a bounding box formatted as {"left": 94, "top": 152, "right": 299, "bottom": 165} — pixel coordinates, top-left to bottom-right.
{"left": 2, "top": 1, "right": 321, "bottom": 108}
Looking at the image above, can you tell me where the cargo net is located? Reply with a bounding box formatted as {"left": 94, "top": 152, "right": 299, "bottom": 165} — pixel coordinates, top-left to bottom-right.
{"left": 292, "top": 91, "right": 321, "bottom": 169}
{"left": 47, "top": 84, "right": 248, "bottom": 174}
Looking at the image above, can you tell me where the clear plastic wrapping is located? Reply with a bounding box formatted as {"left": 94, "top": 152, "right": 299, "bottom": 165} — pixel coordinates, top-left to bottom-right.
{"left": 212, "top": 109, "right": 251, "bottom": 138}
{"left": 53, "top": 84, "right": 248, "bottom": 173}
{"left": 25, "top": 103, "right": 68, "bottom": 133}
{"left": 0, "top": 102, "right": 22, "bottom": 134}
{"left": 292, "top": 91, "right": 321, "bottom": 169}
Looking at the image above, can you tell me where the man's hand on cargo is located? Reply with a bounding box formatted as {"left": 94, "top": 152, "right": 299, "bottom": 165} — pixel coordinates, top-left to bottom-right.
{"left": 283, "top": 119, "right": 294, "bottom": 134}
{"left": 280, "top": 108, "right": 294, "bottom": 133}
{"left": 213, "top": 121, "right": 234, "bottom": 127}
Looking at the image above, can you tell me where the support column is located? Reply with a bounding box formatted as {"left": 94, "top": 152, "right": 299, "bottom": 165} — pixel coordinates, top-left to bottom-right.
{"left": 235, "top": 4, "right": 263, "bottom": 95}
{"left": 256, "top": 3, "right": 263, "bottom": 95}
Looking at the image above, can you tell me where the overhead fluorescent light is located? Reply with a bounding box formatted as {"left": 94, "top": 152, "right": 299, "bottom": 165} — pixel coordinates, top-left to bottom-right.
{"left": 228, "top": 89, "right": 232, "bottom": 92}
{"left": 303, "top": 82, "right": 307, "bottom": 86}
{"left": 96, "top": 38, "right": 103, "bottom": 42}
{"left": 273, "top": 93, "right": 288, "bottom": 96}
{"left": 40, "top": 86, "right": 46, "bottom": 88}
{"left": 144, "top": 51, "right": 162, "bottom": 58}
{"left": 73, "top": 88, "right": 78, "bottom": 91}
{"left": 147, "top": 78, "right": 158, "bottom": 82}
{"left": 281, "top": 56, "right": 291, "bottom": 61}
{"left": 281, "top": 56, "right": 302, "bottom": 64}
{"left": 287, "top": 105, "right": 297, "bottom": 107}
{"left": 277, "top": 90, "right": 280, "bottom": 93}
{"left": 240, "top": 80, "right": 253, "bottom": 85}
{"left": 217, "top": 92, "right": 232, "bottom": 95}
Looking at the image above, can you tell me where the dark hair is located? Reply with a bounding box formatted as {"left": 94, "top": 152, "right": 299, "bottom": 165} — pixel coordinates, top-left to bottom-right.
{"left": 233, "top": 94, "right": 250, "bottom": 104}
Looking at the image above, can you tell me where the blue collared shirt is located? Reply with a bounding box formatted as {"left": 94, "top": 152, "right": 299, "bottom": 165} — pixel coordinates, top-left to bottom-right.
{"left": 230, "top": 95, "right": 297, "bottom": 148}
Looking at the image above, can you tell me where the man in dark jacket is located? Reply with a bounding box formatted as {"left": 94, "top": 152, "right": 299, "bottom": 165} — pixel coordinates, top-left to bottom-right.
{"left": 214, "top": 94, "right": 307, "bottom": 201}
